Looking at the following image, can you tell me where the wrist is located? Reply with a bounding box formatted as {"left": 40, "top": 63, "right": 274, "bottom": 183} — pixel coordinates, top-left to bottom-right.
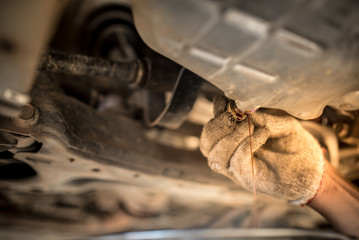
{"left": 307, "top": 160, "right": 329, "bottom": 207}
{"left": 308, "top": 160, "right": 359, "bottom": 236}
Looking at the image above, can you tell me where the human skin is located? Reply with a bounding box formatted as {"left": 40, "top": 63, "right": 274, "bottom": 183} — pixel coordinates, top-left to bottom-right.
{"left": 309, "top": 160, "right": 359, "bottom": 237}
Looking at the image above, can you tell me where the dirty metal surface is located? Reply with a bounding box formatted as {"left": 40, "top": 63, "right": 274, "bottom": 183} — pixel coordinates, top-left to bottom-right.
{"left": 0, "top": 73, "right": 257, "bottom": 236}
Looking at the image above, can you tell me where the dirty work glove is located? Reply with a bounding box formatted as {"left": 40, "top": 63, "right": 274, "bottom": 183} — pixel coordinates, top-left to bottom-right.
{"left": 200, "top": 96, "right": 325, "bottom": 204}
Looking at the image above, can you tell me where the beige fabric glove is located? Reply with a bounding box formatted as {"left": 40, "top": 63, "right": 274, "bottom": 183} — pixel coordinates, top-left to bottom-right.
{"left": 200, "top": 96, "right": 325, "bottom": 205}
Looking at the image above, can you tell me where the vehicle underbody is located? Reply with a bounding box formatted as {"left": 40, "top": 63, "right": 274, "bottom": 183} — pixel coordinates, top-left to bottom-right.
{"left": 0, "top": 0, "right": 358, "bottom": 239}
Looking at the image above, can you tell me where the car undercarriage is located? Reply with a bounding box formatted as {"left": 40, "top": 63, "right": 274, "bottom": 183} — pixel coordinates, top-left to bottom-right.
{"left": 0, "top": 0, "right": 358, "bottom": 239}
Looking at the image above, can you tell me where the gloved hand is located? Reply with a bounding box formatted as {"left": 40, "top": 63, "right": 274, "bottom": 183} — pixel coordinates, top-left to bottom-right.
{"left": 200, "top": 96, "right": 325, "bottom": 204}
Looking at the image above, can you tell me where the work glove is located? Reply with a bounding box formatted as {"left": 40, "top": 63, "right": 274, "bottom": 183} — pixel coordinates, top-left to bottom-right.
{"left": 200, "top": 96, "right": 325, "bottom": 204}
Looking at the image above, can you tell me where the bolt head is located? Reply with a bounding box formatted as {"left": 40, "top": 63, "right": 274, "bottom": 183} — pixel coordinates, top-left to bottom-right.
{"left": 12, "top": 104, "right": 39, "bottom": 127}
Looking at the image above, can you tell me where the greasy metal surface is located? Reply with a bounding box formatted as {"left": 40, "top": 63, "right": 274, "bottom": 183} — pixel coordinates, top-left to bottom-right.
{"left": 132, "top": 0, "right": 359, "bottom": 119}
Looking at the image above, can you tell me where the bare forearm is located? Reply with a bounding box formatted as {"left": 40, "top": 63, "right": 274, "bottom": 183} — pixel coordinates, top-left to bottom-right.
{"left": 309, "top": 161, "right": 359, "bottom": 236}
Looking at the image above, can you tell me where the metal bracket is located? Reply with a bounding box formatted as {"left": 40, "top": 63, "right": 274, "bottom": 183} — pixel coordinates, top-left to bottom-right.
{"left": 144, "top": 68, "right": 203, "bottom": 129}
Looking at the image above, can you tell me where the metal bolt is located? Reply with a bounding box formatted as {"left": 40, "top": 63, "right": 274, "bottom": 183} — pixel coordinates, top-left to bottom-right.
{"left": 227, "top": 100, "right": 247, "bottom": 121}
{"left": 19, "top": 104, "right": 36, "bottom": 119}
{"left": 12, "top": 104, "right": 39, "bottom": 127}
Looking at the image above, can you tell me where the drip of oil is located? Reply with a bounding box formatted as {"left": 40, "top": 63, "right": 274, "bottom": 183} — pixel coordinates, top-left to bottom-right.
{"left": 227, "top": 100, "right": 259, "bottom": 227}
{"left": 247, "top": 116, "right": 258, "bottom": 228}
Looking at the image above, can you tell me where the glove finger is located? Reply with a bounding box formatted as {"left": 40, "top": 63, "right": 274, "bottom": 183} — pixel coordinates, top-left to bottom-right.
{"left": 213, "top": 95, "right": 228, "bottom": 117}
{"left": 200, "top": 111, "right": 238, "bottom": 157}
{"left": 261, "top": 109, "right": 297, "bottom": 137}
{"left": 227, "top": 128, "right": 271, "bottom": 192}
{"left": 207, "top": 119, "right": 252, "bottom": 172}
{"left": 222, "top": 154, "right": 270, "bottom": 193}
{"left": 229, "top": 127, "right": 270, "bottom": 172}
{"left": 248, "top": 111, "right": 266, "bottom": 128}
{"left": 249, "top": 109, "right": 287, "bottom": 127}
{"left": 238, "top": 154, "right": 277, "bottom": 195}
{"left": 262, "top": 130, "right": 302, "bottom": 153}
{"left": 250, "top": 109, "right": 297, "bottom": 138}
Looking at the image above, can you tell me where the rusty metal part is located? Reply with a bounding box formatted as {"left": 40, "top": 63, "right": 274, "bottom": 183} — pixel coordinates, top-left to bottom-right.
{"left": 227, "top": 100, "right": 247, "bottom": 121}
{"left": 39, "top": 51, "right": 145, "bottom": 85}
{"left": 39, "top": 51, "right": 184, "bottom": 93}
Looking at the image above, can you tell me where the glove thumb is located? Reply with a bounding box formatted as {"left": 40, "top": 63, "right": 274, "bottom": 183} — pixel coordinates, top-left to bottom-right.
{"left": 213, "top": 95, "right": 228, "bottom": 117}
